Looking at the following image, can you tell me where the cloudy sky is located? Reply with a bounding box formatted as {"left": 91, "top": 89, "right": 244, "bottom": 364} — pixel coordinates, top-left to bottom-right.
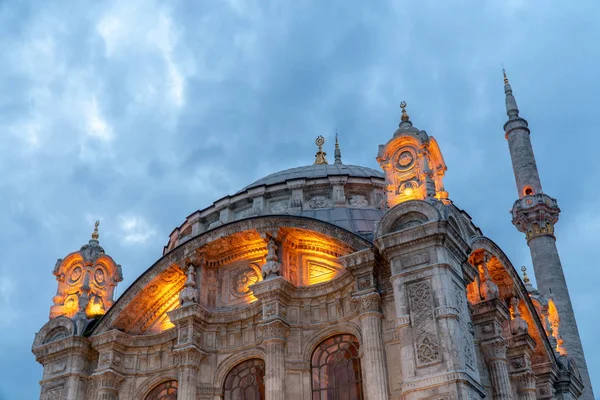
{"left": 1, "top": 1, "right": 599, "bottom": 398}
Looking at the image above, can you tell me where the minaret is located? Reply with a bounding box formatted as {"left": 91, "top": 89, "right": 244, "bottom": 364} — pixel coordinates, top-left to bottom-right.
{"left": 503, "top": 71, "right": 594, "bottom": 399}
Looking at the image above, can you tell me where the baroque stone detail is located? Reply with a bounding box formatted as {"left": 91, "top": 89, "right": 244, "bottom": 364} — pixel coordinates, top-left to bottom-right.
{"left": 92, "top": 369, "right": 124, "bottom": 390}
{"left": 179, "top": 265, "right": 198, "bottom": 306}
{"left": 482, "top": 337, "right": 508, "bottom": 361}
{"left": 357, "top": 275, "right": 372, "bottom": 290}
{"left": 509, "top": 296, "right": 528, "bottom": 335}
{"left": 261, "top": 235, "right": 281, "bottom": 279}
{"left": 407, "top": 280, "right": 441, "bottom": 366}
{"left": 353, "top": 291, "right": 381, "bottom": 314}
{"left": 479, "top": 255, "right": 499, "bottom": 301}
{"left": 173, "top": 346, "right": 205, "bottom": 369}
{"left": 454, "top": 282, "right": 475, "bottom": 369}
{"left": 258, "top": 319, "right": 289, "bottom": 341}
{"left": 511, "top": 193, "right": 560, "bottom": 241}
{"left": 349, "top": 194, "right": 369, "bottom": 208}
{"left": 270, "top": 200, "right": 289, "bottom": 213}
{"left": 308, "top": 196, "right": 330, "bottom": 209}
{"left": 42, "top": 387, "right": 63, "bottom": 400}
{"left": 230, "top": 265, "right": 260, "bottom": 297}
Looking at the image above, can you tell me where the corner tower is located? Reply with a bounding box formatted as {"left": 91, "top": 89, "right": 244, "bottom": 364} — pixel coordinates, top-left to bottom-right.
{"left": 50, "top": 221, "right": 123, "bottom": 323}
{"left": 503, "top": 71, "right": 594, "bottom": 399}
{"left": 377, "top": 102, "right": 449, "bottom": 208}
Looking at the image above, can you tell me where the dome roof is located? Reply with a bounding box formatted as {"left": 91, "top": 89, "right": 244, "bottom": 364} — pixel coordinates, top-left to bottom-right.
{"left": 240, "top": 164, "right": 384, "bottom": 192}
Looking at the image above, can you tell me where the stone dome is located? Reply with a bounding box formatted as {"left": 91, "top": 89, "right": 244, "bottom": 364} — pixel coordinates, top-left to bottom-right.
{"left": 239, "top": 164, "right": 384, "bottom": 192}
{"left": 164, "top": 163, "right": 388, "bottom": 252}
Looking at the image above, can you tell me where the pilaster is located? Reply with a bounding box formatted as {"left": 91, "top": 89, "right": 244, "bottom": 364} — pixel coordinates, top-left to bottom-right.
{"left": 168, "top": 303, "right": 208, "bottom": 400}
{"left": 472, "top": 298, "right": 513, "bottom": 400}
{"left": 251, "top": 276, "right": 291, "bottom": 400}
{"left": 90, "top": 369, "right": 124, "bottom": 400}
{"left": 507, "top": 333, "right": 537, "bottom": 400}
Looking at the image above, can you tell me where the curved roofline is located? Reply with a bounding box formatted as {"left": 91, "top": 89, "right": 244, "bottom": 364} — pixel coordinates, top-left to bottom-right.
{"left": 239, "top": 163, "right": 385, "bottom": 193}
{"left": 91, "top": 214, "right": 374, "bottom": 336}
{"left": 469, "top": 235, "right": 559, "bottom": 365}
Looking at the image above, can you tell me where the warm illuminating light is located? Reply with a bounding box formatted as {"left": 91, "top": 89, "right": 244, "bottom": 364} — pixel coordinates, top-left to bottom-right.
{"left": 404, "top": 187, "right": 413, "bottom": 196}
{"left": 87, "top": 301, "right": 105, "bottom": 318}
{"left": 159, "top": 315, "right": 175, "bottom": 331}
{"left": 548, "top": 299, "right": 567, "bottom": 355}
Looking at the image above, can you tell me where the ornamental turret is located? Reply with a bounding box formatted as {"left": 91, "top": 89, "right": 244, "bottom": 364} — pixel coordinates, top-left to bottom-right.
{"left": 377, "top": 101, "right": 449, "bottom": 208}
{"left": 49, "top": 221, "right": 123, "bottom": 320}
{"left": 503, "top": 71, "right": 594, "bottom": 399}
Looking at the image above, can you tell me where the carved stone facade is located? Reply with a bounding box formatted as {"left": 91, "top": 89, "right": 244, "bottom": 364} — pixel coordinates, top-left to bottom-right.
{"left": 33, "top": 96, "right": 590, "bottom": 399}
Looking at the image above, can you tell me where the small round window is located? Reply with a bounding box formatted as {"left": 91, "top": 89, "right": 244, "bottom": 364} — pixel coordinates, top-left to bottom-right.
{"left": 524, "top": 186, "right": 534, "bottom": 196}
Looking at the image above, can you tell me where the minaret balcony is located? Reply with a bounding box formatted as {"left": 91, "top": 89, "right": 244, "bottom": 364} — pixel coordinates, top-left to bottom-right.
{"left": 511, "top": 193, "right": 560, "bottom": 241}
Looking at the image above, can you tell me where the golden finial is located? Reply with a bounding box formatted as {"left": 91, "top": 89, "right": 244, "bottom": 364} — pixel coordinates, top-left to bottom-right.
{"left": 503, "top": 67, "right": 509, "bottom": 85}
{"left": 91, "top": 220, "right": 100, "bottom": 240}
{"left": 314, "top": 135, "right": 328, "bottom": 165}
{"left": 521, "top": 265, "right": 530, "bottom": 284}
{"left": 400, "top": 101, "right": 410, "bottom": 122}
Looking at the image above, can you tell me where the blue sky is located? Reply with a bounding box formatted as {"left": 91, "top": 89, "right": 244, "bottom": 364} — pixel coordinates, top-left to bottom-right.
{"left": 1, "top": 1, "right": 599, "bottom": 398}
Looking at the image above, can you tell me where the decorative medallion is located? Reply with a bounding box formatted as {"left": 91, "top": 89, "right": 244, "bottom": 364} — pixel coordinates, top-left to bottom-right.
{"left": 270, "top": 200, "right": 289, "bottom": 213}
{"left": 69, "top": 266, "right": 82, "bottom": 284}
{"left": 94, "top": 267, "right": 106, "bottom": 286}
{"left": 231, "top": 266, "right": 260, "bottom": 297}
{"left": 308, "top": 196, "right": 330, "bottom": 209}
{"left": 349, "top": 195, "right": 369, "bottom": 208}
{"left": 394, "top": 148, "right": 416, "bottom": 171}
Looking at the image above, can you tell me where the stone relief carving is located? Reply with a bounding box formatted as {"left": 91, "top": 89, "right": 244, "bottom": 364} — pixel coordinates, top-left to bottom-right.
{"left": 454, "top": 283, "right": 475, "bottom": 369}
{"left": 308, "top": 196, "right": 330, "bottom": 209}
{"left": 407, "top": 280, "right": 441, "bottom": 366}
{"left": 179, "top": 265, "right": 198, "bottom": 306}
{"left": 354, "top": 291, "right": 381, "bottom": 314}
{"left": 206, "top": 269, "right": 218, "bottom": 308}
{"left": 270, "top": 200, "right": 289, "bottom": 213}
{"left": 42, "top": 387, "right": 63, "bottom": 400}
{"left": 349, "top": 194, "right": 369, "bottom": 208}
{"left": 261, "top": 236, "right": 281, "bottom": 279}
{"left": 230, "top": 265, "right": 260, "bottom": 298}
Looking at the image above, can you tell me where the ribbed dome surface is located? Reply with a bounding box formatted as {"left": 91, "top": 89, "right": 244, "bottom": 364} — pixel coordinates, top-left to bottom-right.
{"left": 240, "top": 164, "right": 384, "bottom": 193}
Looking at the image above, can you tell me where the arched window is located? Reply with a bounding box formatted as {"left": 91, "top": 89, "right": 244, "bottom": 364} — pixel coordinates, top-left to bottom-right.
{"left": 311, "top": 334, "right": 364, "bottom": 400}
{"left": 145, "top": 380, "right": 178, "bottom": 400}
{"left": 223, "top": 358, "right": 265, "bottom": 400}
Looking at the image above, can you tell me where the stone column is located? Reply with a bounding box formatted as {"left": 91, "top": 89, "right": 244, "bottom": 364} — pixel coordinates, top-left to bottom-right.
{"left": 514, "top": 371, "right": 537, "bottom": 400}
{"left": 507, "top": 328, "right": 537, "bottom": 400}
{"left": 168, "top": 265, "right": 207, "bottom": 400}
{"left": 481, "top": 338, "right": 514, "bottom": 400}
{"left": 259, "top": 319, "right": 289, "bottom": 400}
{"left": 354, "top": 290, "right": 389, "bottom": 400}
{"left": 91, "top": 369, "right": 123, "bottom": 400}
{"left": 472, "top": 298, "right": 513, "bottom": 400}
{"left": 174, "top": 346, "right": 205, "bottom": 400}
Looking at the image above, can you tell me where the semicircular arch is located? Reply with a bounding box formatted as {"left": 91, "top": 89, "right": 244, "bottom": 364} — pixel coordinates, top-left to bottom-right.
{"left": 213, "top": 347, "right": 266, "bottom": 389}
{"left": 92, "top": 215, "right": 371, "bottom": 335}
{"left": 302, "top": 321, "right": 363, "bottom": 364}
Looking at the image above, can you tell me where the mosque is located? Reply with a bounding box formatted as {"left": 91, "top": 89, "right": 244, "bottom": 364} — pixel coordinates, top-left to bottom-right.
{"left": 32, "top": 73, "right": 594, "bottom": 399}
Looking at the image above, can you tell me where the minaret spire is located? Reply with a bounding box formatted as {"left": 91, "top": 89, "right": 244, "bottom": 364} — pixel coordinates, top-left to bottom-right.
{"left": 503, "top": 69, "right": 521, "bottom": 120}
{"left": 503, "top": 73, "right": 595, "bottom": 399}
{"left": 334, "top": 131, "right": 342, "bottom": 164}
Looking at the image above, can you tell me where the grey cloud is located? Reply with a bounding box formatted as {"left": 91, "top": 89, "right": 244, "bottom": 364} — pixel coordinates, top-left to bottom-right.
{"left": 1, "top": 1, "right": 599, "bottom": 398}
